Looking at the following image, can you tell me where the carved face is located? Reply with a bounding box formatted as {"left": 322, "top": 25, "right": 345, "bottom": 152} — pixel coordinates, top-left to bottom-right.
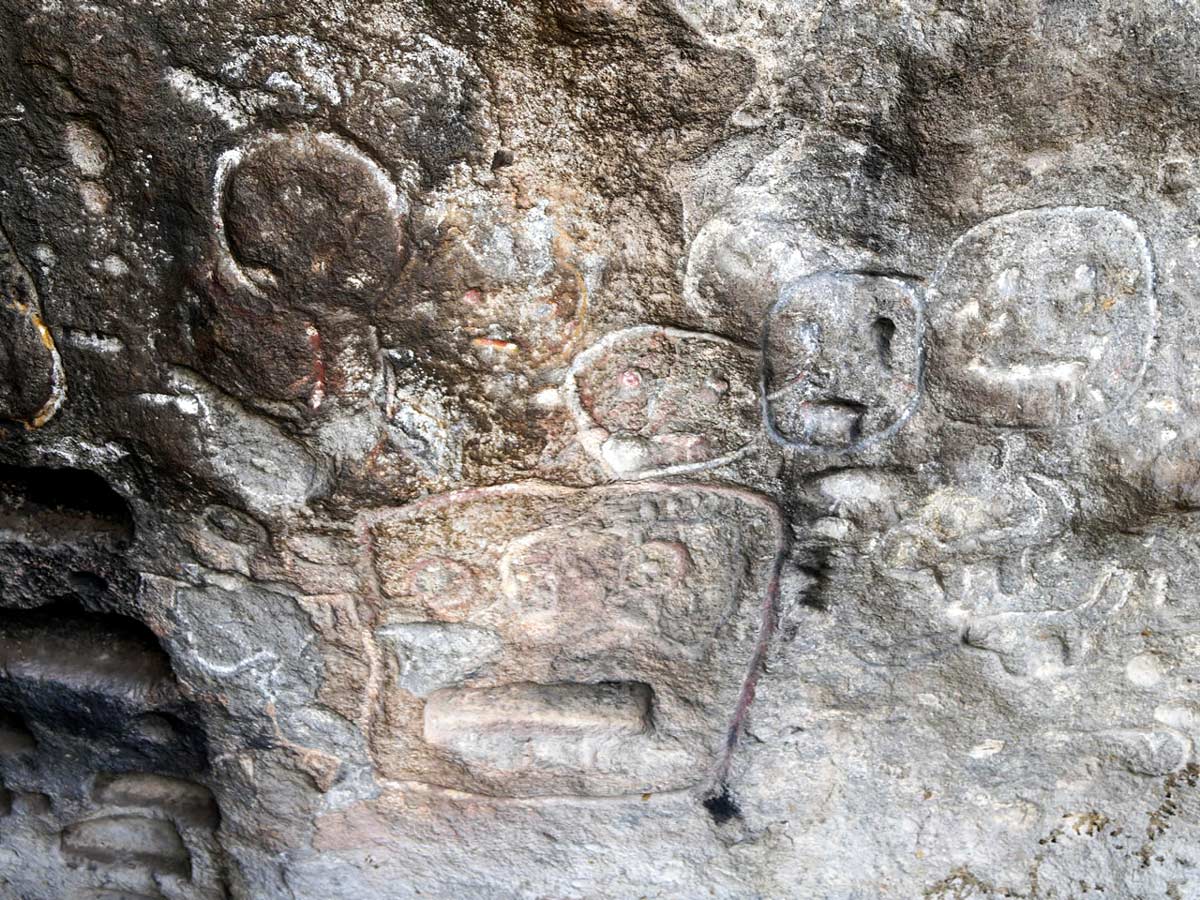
{"left": 216, "top": 129, "right": 408, "bottom": 311}
{"left": 762, "top": 273, "right": 924, "bottom": 451}
{"left": 359, "top": 483, "right": 783, "bottom": 798}
{"left": 926, "top": 207, "right": 1155, "bottom": 428}
{"left": 566, "top": 326, "right": 760, "bottom": 478}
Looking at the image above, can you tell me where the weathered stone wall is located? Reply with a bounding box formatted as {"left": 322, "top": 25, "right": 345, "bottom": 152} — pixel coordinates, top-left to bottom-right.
{"left": 2, "top": 1, "right": 1200, "bottom": 897}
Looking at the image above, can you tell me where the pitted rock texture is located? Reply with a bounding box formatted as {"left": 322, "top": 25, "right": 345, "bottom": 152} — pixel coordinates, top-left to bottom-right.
{"left": 4, "top": 1, "right": 1200, "bottom": 898}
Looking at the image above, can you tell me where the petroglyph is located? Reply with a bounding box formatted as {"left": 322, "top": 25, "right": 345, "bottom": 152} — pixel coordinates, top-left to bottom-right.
{"left": 958, "top": 559, "right": 1137, "bottom": 678}
{"left": 565, "top": 327, "right": 760, "bottom": 478}
{"left": 8, "top": 3, "right": 1200, "bottom": 897}
{"left": 927, "top": 207, "right": 1155, "bottom": 428}
{"left": 357, "top": 482, "right": 785, "bottom": 797}
{"left": 762, "top": 273, "right": 923, "bottom": 451}
{"left": 213, "top": 128, "right": 407, "bottom": 305}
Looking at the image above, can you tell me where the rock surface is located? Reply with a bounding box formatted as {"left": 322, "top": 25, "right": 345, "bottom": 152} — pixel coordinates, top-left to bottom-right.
{"left": 2, "top": 0, "right": 1200, "bottom": 897}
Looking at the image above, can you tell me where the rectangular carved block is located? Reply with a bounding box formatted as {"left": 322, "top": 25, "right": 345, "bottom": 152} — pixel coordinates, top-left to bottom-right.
{"left": 426, "top": 682, "right": 653, "bottom": 737}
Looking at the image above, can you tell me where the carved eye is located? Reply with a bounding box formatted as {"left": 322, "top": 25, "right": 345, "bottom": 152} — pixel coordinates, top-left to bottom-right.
{"left": 621, "top": 540, "right": 692, "bottom": 591}
{"left": 872, "top": 317, "right": 896, "bottom": 371}
{"left": 406, "top": 557, "right": 478, "bottom": 619}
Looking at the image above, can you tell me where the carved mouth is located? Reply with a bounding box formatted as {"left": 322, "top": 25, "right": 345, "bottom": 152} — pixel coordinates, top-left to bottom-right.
{"left": 767, "top": 395, "right": 868, "bottom": 446}
{"left": 965, "top": 360, "right": 1087, "bottom": 385}
{"left": 954, "top": 360, "right": 1088, "bottom": 427}
{"left": 423, "top": 682, "right": 656, "bottom": 772}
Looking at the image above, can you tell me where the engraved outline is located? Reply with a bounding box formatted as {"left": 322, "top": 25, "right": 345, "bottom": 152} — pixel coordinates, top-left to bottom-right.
{"left": 563, "top": 325, "right": 759, "bottom": 480}
{"left": 759, "top": 271, "right": 926, "bottom": 454}
{"left": 924, "top": 205, "right": 1157, "bottom": 430}
{"left": 211, "top": 128, "right": 408, "bottom": 298}
{"left": 355, "top": 481, "right": 788, "bottom": 799}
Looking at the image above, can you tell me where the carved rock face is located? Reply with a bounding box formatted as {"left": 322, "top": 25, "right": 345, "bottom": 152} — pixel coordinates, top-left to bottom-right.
{"left": 359, "top": 483, "right": 782, "bottom": 797}
{"left": 566, "top": 327, "right": 761, "bottom": 477}
{"left": 7, "top": 0, "right": 1200, "bottom": 897}
{"left": 763, "top": 273, "right": 924, "bottom": 451}
{"left": 927, "top": 208, "right": 1155, "bottom": 429}
{"left": 217, "top": 129, "right": 408, "bottom": 309}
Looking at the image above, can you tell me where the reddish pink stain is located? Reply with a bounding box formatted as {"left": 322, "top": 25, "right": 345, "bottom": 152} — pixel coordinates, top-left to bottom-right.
{"left": 307, "top": 324, "right": 327, "bottom": 409}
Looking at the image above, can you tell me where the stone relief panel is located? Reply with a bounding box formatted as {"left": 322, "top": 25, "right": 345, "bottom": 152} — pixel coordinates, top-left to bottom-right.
{"left": 926, "top": 207, "right": 1156, "bottom": 429}
{"left": 357, "top": 483, "right": 785, "bottom": 798}
{"left": 761, "top": 272, "right": 923, "bottom": 452}
{"left": 200, "top": 128, "right": 407, "bottom": 415}
{"left": 416, "top": 195, "right": 597, "bottom": 372}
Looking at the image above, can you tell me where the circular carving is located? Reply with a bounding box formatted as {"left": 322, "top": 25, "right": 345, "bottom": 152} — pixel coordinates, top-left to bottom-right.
{"left": 213, "top": 129, "right": 407, "bottom": 309}
{"left": 564, "top": 326, "right": 760, "bottom": 479}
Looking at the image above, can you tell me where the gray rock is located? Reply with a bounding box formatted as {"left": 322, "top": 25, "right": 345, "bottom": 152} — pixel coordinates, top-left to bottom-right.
{"left": 3, "top": 0, "right": 1200, "bottom": 897}
{"left": 377, "top": 622, "right": 503, "bottom": 698}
